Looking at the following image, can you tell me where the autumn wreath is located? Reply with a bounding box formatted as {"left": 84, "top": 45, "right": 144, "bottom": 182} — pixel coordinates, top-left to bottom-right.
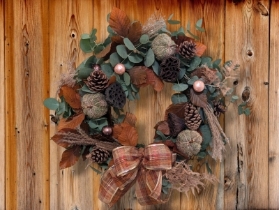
{"left": 44, "top": 7, "right": 249, "bottom": 207}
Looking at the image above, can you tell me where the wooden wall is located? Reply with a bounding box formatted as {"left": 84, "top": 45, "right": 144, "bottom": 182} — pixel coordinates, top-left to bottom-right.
{"left": 1, "top": 0, "right": 277, "bottom": 209}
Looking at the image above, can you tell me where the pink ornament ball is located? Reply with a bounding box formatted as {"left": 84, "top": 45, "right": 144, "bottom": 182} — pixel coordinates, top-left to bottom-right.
{"left": 193, "top": 80, "right": 205, "bottom": 92}
{"left": 102, "top": 126, "right": 113, "bottom": 136}
{"left": 114, "top": 63, "right": 126, "bottom": 75}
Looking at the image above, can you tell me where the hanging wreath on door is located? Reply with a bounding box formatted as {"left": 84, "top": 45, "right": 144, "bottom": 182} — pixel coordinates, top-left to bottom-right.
{"left": 44, "top": 7, "right": 249, "bottom": 207}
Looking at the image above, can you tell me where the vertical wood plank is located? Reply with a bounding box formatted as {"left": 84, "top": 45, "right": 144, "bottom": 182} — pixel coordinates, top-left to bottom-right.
{"left": 269, "top": 0, "right": 279, "bottom": 208}
{"left": 0, "top": 0, "right": 5, "bottom": 209}
{"left": 224, "top": 0, "right": 269, "bottom": 209}
{"left": 5, "top": 0, "right": 50, "bottom": 209}
{"left": 180, "top": 1, "right": 225, "bottom": 209}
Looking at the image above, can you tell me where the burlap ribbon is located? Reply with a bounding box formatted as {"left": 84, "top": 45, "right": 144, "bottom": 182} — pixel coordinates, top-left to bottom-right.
{"left": 98, "top": 144, "right": 173, "bottom": 206}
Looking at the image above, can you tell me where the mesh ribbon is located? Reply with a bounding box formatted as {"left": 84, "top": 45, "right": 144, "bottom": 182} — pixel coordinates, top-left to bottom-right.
{"left": 98, "top": 144, "right": 172, "bottom": 206}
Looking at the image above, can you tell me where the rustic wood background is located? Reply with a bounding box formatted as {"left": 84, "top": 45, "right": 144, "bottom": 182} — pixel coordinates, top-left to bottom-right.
{"left": 1, "top": 0, "right": 277, "bottom": 209}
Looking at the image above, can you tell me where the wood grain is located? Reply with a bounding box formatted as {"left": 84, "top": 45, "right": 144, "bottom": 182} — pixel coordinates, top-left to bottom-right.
{"left": 269, "top": 0, "right": 279, "bottom": 208}
{"left": 0, "top": 0, "right": 5, "bottom": 209}
{"left": 180, "top": 1, "right": 225, "bottom": 209}
{"left": 224, "top": 0, "right": 269, "bottom": 209}
{"left": 5, "top": 0, "right": 50, "bottom": 209}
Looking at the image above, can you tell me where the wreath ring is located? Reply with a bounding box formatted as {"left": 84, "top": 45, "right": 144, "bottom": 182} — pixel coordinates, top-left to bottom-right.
{"left": 44, "top": 7, "right": 247, "bottom": 207}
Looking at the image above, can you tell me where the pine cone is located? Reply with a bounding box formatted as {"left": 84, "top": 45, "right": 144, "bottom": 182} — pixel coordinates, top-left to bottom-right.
{"left": 185, "top": 102, "right": 202, "bottom": 130}
{"left": 86, "top": 70, "right": 109, "bottom": 92}
{"left": 105, "top": 82, "right": 126, "bottom": 109}
{"left": 213, "top": 101, "right": 226, "bottom": 118}
{"left": 178, "top": 41, "right": 196, "bottom": 60}
{"left": 87, "top": 147, "right": 110, "bottom": 163}
{"left": 167, "top": 113, "right": 186, "bottom": 137}
{"left": 160, "top": 56, "right": 180, "bottom": 83}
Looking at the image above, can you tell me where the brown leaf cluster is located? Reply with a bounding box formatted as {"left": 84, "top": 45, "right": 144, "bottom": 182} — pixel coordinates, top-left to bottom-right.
{"left": 113, "top": 112, "right": 138, "bottom": 146}
{"left": 60, "top": 85, "right": 81, "bottom": 110}
{"left": 57, "top": 113, "right": 85, "bottom": 131}
{"left": 60, "top": 145, "right": 81, "bottom": 169}
{"left": 109, "top": 7, "right": 142, "bottom": 43}
{"left": 164, "top": 103, "right": 187, "bottom": 120}
{"left": 129, "top": 66, "right": 164, "bottom": 92}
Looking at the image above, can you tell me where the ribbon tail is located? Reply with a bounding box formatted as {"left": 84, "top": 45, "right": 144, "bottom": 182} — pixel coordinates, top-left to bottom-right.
{"left": 135, "top": 169, "right": 171, "bottom": 205}
{"left": 98, "top": 166, "right": 138, "bottom": 207}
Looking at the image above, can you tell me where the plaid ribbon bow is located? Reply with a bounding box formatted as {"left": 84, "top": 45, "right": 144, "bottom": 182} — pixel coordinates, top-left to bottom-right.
{"left": 98, "top": 144, "right": 173, "bottom": 206}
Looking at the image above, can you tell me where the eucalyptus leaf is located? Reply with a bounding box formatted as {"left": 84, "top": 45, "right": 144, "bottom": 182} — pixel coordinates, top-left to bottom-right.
{"left": 140, "top": 34, "right": 149, "bottom": 44}
{"left": 230, "top": 95, "right": 239, "bottom": 103}
{"left": 123, "top": 72, "right": 130, "bottom": 86}
{"left": 77, "top": 67, "right": 93, "bottom": 79}
{"left": 160, "top": 28, "right": 171, "bottom": 35}
{"left": 81, "top": 34, "right": 90, "bottom": 39}
{"left": 207, "top": 85, "right": 216, "bottom": 93}
{"left": 187, "top": 30, "right": 199, "bottom": 40}
{"left": 101, "top": 63, "right": 114, "bottom": 77}
{"left": 196, "top": 19, "right": 203, "bottom": 28}
{"left": 84, "top": 56, "right": 97, "bottom": 68}
{"left": 168, "top": 14, "right": 174, "bottom": 20}
{"left": 80, "top": 39, "right": 94, "bottom": 53}
{"left": 171, "top": 93, "right": 188, "bottom": 104}
{"left": 44, "top": 98, "right": 60, "bottom": 110}
{"left": 187, "top": 76, "right": 199, "bottom": 85}
{"left": 152, "top": 60, "right": 160, "bottom": 75}
{"left": 201, "top": 56, "right": 212, "bottom": 67}
{"left": 107, "top": 26, "right": 114, "bottom": 34}
{"left": 178, "top": 67, "right": 186, "bottom": 79}
{"left": 116, "top": 45, "right": 128, "bottom": 59}
{"left": 81, "top": 85, "right": 95, "bottom": 94}
{"left": 244, "top": 108, "right": 251, "bottom": 115}
{"left": 123, "top": 38, "right": 135, "bottom": 50}
{"left": 128, "top": 53, "right": 143, "bottom": 63}
{"left": 144, "top": 48, "right": 155, "bottom": 67}
{"left": 122, "top": 59, "right": 134, "bottom": 69}
{"left": 131, "top": 84, "right": 139, "bottom": 92}
{"left": 200, "top": 125, "right": 212, "bottom": 150}
{"left": 173, "top": 83, "right": 188, "bottom": 91}
{"left": 110, "top": 52, "right": 122, "bottom": 67}
{"left": 156, "top": 130, "right": 168, "bottom": 140}
{"left": 168, "top": 19, "right": 181, "bottom": 24}
{"left": 94, "top": 44, "right": 104, "bottom": 54}
{"left": 187, "top": 56, "right": 201, "bottom": 72}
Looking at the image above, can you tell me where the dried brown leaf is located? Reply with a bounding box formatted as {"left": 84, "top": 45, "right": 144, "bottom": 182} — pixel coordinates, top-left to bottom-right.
{"left": 190, "top": 89, "right": 208, "bottom": 108}
{"left": 59, "top": 145, "right": 81, "bottom": 169}
{"left": 127, "top": 21, "right": 142, "bottom": 43}
{"left": 113, "top": 122, "right": 138, "bottom": 146}
{"left": 111, "top": 35, "right": 123, "bottom": 44}
{"left": 129, "top": 66, "right": 147, "bottom": 86}
{"left": 51, "top": 133, "right": 70, "bottom": 148}
{"left": 109, "top": 7, "right": 131, "bottom": 37}
{"left": 164, "top": 103, "right": 187, "bottom": 120}
{"left": 123, "top": 112, "right": 137, "bottom": 127}
{"left": 95, "top": 43, "right": 112, "bottom": 59}
{"left": 154, "top": 121, "right": 170, "bottom": 135}
{"left": 108, "top": 75, "right": 116, "bottom": 86}
{"left": 60, "top": 85, "right": 81, "bottom": 109}
{"left": 57, "top": 113, "right": 85, "bottom": 131}
{"left": 195, "top": 41, "right": 207, "bottom": 57}
{"left": 145, "top": 68, "right": 164, "bottom": 92}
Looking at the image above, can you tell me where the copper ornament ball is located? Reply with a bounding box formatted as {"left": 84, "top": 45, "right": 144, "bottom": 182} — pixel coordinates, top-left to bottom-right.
{"left": 193, "top": 80, "right": 205, "bottom": 92}
{"left": 114, "top": 63, "right": 126, "bottom": 75}
{"left": 102, "top": 126, "right": 112, "bottom": 136}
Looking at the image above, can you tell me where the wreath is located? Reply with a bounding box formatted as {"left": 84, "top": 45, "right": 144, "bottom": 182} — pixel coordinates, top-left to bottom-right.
{"left": 44, "top": 7, "right": 249, "bottom": 207}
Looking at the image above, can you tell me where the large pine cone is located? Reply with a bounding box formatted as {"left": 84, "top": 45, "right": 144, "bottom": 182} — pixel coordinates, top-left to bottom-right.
{"left": 178, "top": 41, "right": 196, "bottom": 60}
{"left": 86, "top": 70, "right": 109, "bottom": 92}
{"left": 87, "top": 147, "right": 110, "bottom": 164}
{"left": 105, "top": 82, "right": 126, "bottom": 109}
{"left": 160, "top": 56, "right": 180, "bottom": 83}
{"left": 167, "top": 113, "right": 186, "bottom": 137}
{"left": 185, "top": 102, "right": 202, "bottom": 130}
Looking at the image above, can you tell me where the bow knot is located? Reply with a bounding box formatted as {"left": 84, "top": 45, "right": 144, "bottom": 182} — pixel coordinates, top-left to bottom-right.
{"left": 98, "top": 144, "right": 173, "bottom": 206}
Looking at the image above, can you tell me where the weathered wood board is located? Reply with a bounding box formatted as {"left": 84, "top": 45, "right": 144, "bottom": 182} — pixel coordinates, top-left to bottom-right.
{"left": 0, "top": 0, "right": 276, "bottom": 209}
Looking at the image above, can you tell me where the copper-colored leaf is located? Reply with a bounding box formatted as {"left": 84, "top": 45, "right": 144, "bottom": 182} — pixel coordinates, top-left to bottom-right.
{"left": 51, "top": 133, "right": 70, "bottom": 148}
{"left": 57, "top": 113, "right": 85, "bottom": 131}
{"left": 108, "top": 75, "right": 116, "bottom": 86}
{"left": 59, "top": 145, "right": 81, "bottom": 169}
{"left": 164, "top": 140, "right": 175, "bottom": 147}
{"left": 60, "top": 85, "right": 81, "bottom": 109}
{"left": 111, "top": 35, "right": 123, "bottom": 44}
{"left": 164, "top": 103, "right": 187, "bottom": 120}
{"left": 127, "top": 21, "right": 142, "bottom": 43}
{"left": 123, "top": 112, "right": 137, "bottom": 127}
{"left": 195, "top": 41, "right": 207, "bottom": 56}
{"left": 190, "top": 89, "right": 207, "bottom": 108}
{"left": 95, "top": 43, "right": 112, "bottom": 59}
{"left": 145, "top": 68, "right": 164, "bottom": 92}
{"left": 112, "top": 122, "right": 138, "bottom": 146}
{"left": 109, "top": 7, "right": 131, "bottom": 37}
{"left": 129, "top": 66, "right": 147, "bottom": 86}
{"left": 154, "top": 121, "right": 170, "bottom": 135}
